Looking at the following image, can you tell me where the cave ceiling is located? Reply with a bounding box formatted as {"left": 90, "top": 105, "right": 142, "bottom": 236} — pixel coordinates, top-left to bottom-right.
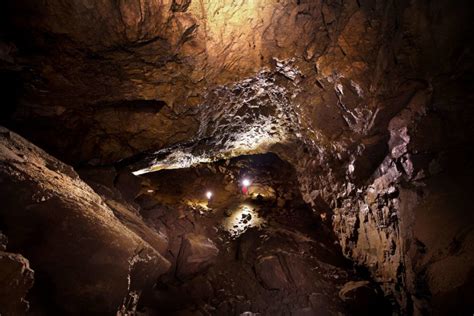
{"left": 2, "top": 0, "right": 456, "bottom": 167}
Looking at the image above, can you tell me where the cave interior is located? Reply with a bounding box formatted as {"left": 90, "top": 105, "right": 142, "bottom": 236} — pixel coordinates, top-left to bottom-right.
{"left": 0, "top": 0, "right": 473, "bottom": 315}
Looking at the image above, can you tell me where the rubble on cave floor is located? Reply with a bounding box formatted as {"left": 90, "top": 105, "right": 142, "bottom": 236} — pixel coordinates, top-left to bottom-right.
{"left": 1, "top": 127, "right": 395, "bottom": 315}
{"left": 115, "top": 153, "right": 394, "bottom": 315}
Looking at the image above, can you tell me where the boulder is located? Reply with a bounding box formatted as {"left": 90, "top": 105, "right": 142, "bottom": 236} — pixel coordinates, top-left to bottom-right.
{"left": 78, "top": 167, "right": 169, "bottom": 255}
{"left": 255, "top": 255, "right": 289, "bottom": 290}
{"left": 0, "top": 251, "right": 34, "bottom": 315}
{"left": 339, "top": 281, "right": 386, "bottom": 315}
{"left": 339, "top": 281, "right": 373, "bottom": 301}
{"left": 0, "top": 127, "right": 171, "bottom": 314}
{"left": 176, "top": 233, "right": 219, "bottom": 279}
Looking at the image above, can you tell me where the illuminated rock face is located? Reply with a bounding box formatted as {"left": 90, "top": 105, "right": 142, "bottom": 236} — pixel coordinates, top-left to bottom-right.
{"left": 0, "top": 128, "right": 171, "bottom": 314}
{"left": 1, "top": 0, "right": 327, "bottom": 164}
{"left": 1, "top": 0, "right": 473, "bottom": 314}
{"left": 131, "top": 66, "right": 302, "bottom": 174}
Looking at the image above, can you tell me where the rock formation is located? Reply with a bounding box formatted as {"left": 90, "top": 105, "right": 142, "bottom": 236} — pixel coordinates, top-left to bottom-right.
{"left": 0, "top": 232, "right": 34, "bottom": 315}
{"left": 0, "top": 128, "right": 170, "bottom": 314}
{"left": 1, "top": 0, "right": 473, "bottom": 314}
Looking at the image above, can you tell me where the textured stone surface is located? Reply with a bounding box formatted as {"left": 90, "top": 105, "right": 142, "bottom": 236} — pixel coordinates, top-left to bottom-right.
{"left": 78, "top": 167, "right": 169, "bottom": 254}
{"left": 255, "top": 255, "right": 290, "bottom": 290}
{"left": 0, "top": 0, "right": 473, "bottom": 314}
{"left": 176, "top": 233, "right": 219, "bottom": 279}
{"left": 1, "top": 0, "right": 327, "bottom": 164}
{"left": 0, "top": 250, "right": 34, "bottom": 315}
{"left": 338, "top": 280, "right": 387, "bottom": 315}
{"left": 0, "top": 127, "right": 171, "bottom": 314}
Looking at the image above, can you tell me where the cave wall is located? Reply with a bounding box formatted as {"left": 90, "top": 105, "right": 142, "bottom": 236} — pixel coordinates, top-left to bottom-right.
{"left": 0, "top": 127, "right": 171, "bottom": 314}
{"left": 289, "top": 1, "right": 474, "bottom": 314}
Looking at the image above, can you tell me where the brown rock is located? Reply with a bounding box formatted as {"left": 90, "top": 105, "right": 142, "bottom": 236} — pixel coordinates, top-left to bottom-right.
{"left": 0, "top": 251, "right": 34, "bottom": 315}
{"left": 339, "top": 281, "right": 386, "bottom": 314}
{"left": 176, "top": 233, "right": 219, "bottom": 279}
{"left": 255, "top": 255, "right": 289, "bottom": 290}
{"left": 291, "top": 307, "right": 316, "bottom": 316}
{"left": 339, "top": 281, "right": 372, "bottom": 301}
{"left": 0, "top": 127, "right": 170, "bottom": 314}
{"left": 248, "top": 184, "right": 276, "bottom": 201}
{"left": 0, "top": 0, "right": 472, "bottom": 314}
{"left": 115, "top": 169, "right": 143, "bottom": 202}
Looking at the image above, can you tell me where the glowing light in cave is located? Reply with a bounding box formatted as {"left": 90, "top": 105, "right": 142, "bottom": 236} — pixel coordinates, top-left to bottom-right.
{"left": 203, "top": 0, "right": 267, "bottom": 74}
{"left": 242, "top": 178, "right": 251, "bottom": 187}
{"left": 222, "top": 204, "right": 264, "bottom": 238}
{"left": 206, "top": 191, "right": 213, "bottom": 200}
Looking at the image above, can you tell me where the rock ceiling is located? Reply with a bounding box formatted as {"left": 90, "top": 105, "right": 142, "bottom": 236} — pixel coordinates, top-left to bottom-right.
{"left": 1, "top": 0, "right": 420, "bottom": 164}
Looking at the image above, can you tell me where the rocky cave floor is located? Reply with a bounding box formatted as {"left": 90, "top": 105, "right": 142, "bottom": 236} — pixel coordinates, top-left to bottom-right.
{"left": 78, "top": 153, "right": 393, "bottom": 315}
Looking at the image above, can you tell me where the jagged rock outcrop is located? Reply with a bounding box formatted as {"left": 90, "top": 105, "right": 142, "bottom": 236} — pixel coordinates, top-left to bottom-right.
{"left": 1, "top": 0, "right": 330, "bottom": 164}
{"left": 0, "top": 127, "right": 171, "bottom": 314}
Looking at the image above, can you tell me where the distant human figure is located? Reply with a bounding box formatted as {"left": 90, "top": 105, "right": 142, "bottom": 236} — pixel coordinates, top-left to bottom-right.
{"left": 241, "top": 178, "right": 251, "bottom": 195}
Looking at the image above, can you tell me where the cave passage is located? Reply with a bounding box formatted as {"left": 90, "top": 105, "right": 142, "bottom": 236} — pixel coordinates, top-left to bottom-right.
{"left": 1, "top": 0, "right": 473, "bottom": 315}
{"left": 116, "top": 153, "right": 393, "bottom": 315}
